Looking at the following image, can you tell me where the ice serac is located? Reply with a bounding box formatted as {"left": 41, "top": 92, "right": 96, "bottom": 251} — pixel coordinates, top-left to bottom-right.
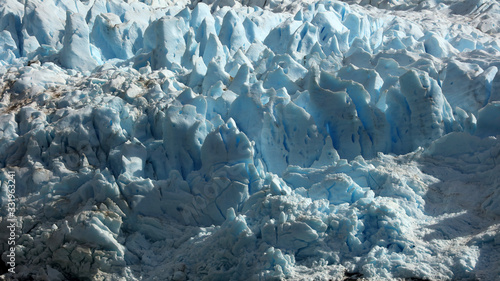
{"left": 0, "top": 0, "right": 23, "bottom": 53}
{"left": 475, "top": 101, "right": 500, "bottom": 137}
{"left": 146, "top": 16, "right": 187, "bottom": 70}
{"left": 163, "top": 104, "right": 209, "bottom": 177}
{"left": 304, "top": 69, "right": 390, "bottom": 160}
{"left": 60, "top": 11, "right": 98, "bottom": 72}
{"left": 201, "top": 118, "right": 253, "bottom": 168}
{"left": 22, "top": 0, "right": 65, "bottom": 48}
{"left": 441, "top": 60, "right": 498, "bottom": 114}
{"left": 90, "top": 13, "right": 142, "bottom": 61}
{"left": 309, "top": 74, "right": 361, "bottom": 159}
{"left": 162, "top": 118, "right": 259, "bottom": 226}
{"left": 387, "top": 69, "right": 454, "bottom": 153}
{"left": 219, "top": 10, "right": 250, "bottom": 55}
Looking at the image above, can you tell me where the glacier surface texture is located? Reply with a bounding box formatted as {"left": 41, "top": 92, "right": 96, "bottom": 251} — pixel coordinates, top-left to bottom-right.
{"left": 1, "top": 0, "right": 500, "bottom": 280}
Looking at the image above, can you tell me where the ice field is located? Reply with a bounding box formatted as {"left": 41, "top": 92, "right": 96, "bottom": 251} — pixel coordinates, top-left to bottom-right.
{"left": 1, "top": 0, "right": 500, "bottom": 280}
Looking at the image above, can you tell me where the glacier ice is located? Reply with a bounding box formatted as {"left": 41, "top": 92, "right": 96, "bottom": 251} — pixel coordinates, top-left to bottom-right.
{"left": 1, "top": 0, "right": 500, "bottom": 280}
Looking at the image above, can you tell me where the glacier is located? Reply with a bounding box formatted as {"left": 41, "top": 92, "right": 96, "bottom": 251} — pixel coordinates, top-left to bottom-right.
{"left": 0, "top": 0, "right": 500, "bottom": 280}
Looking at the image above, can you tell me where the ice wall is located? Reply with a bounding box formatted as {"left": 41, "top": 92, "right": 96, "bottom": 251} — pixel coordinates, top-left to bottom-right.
{"left": 1, "top": 0, "right": 500, "bottom": 280}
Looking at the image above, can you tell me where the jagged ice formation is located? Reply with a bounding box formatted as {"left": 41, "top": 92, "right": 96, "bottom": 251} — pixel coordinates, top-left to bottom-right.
{"left": 1, "top": 0, "right": 500, "bottom": 280}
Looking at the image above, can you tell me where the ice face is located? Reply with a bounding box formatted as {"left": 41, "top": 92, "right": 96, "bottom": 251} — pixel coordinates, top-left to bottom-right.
{"left": 1, "top": 0, "right": 500, "bottom": 280}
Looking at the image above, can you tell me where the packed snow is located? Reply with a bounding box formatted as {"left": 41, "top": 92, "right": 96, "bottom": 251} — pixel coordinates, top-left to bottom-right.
{"left": 0, "top": 0, "right": 500, "bottom": 280}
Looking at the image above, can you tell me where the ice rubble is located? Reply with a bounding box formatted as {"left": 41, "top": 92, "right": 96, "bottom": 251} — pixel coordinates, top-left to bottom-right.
{"left": 1, "top": 0, "right": 500, "bottom": 280}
